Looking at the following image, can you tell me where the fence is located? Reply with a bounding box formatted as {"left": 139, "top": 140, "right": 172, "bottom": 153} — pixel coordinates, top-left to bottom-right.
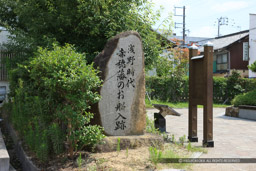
{"left": 0, "top": 51, "right": 19, "bottom": 81}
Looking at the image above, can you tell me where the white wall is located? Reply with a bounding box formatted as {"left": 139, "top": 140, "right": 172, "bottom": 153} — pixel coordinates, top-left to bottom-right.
{"left": 249, "top": 14, "right": 256, "bottom": 78}
{"left": 0, "top": 30, "right": 10, "bottom": 46}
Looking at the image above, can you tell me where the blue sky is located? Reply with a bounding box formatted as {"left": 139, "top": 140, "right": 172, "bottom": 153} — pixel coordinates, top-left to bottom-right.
{"left": 152, "top": 0, "right": 256, "bottom": 38}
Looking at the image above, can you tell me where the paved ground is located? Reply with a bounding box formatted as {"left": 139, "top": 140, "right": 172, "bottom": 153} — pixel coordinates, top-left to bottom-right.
{"left": 147, "top": 108, "right": 256, "bottom": 171}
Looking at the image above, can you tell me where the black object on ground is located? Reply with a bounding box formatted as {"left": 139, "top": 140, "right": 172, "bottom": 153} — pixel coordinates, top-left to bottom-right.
{"left": 153, "top": 104, "right": 181, "bottom": 133}
{"left": 154, "top": 113, "right": 166, "bottom": 133}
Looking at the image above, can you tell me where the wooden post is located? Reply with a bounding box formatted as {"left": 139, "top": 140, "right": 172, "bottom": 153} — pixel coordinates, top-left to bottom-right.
{"left": 203, "top": 43, "right": 214, "bottom": 147}
{"left": 188, "top": 44, "right": 198, "bottom": 142}
{"left": 188, "top": 42, "right": 214, "bottom": 147}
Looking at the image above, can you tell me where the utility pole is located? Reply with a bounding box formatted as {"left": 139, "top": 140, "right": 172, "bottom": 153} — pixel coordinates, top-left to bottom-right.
{"left": 174, "top": 6, "right": 186, "bottom": 47}
{"left": 216, "top": 17, "right": 228, "bottom": 37}
{"left": 183, "top": 6, "right": 186, "bottom": 46}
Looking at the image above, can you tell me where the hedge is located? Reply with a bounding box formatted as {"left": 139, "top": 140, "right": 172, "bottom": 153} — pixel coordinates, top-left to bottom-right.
{"left": 146, "top": 76, "right": 256, "bottom": 104}
{"left": 232, "top": 90, "right": 256, "bottom": 107}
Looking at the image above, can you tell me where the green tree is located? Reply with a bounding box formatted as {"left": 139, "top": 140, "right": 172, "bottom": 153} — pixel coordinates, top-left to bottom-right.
{"left": 155, "top": 55, "right": 173, "bottom": 77}
{"left": 0, "top": 0, "right": 171, "bottom": 69}
{"left": 155, "top": 38, "right": 189, "bottom": 78}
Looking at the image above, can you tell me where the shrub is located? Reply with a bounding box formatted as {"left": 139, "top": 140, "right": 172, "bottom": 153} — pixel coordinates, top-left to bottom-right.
{"left": 146, "top": 76, "right": 188, "bottom": 102}
{"left": 225, "top": 70, "right": 244, "bottom": 102}
{"left": 232, "top": 90, "right": 256, "bottom": 107}
{"left": 213, "top": 77, "right": 226, "bottom": 103}
{"left": 249, "top": 61, "right": 256, "bottom": 72}
{"left": 48, "top": 123, "right": 65, "bottom": 155}
{"left": 9, "top": 44, "right": 104, "bottom": 161}
{"left": 36, "top": 130, "right": 49, "bottom": 162}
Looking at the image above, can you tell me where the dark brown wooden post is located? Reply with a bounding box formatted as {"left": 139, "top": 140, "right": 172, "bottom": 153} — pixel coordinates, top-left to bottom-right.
{"left": 188, "top": 44, "right": 199, "bottom": 142}
{"left": 202, "top": 42, "right": 214, "bottom": 147}
{"left": 188, "top": 42, "right": 214, "bottom": 147}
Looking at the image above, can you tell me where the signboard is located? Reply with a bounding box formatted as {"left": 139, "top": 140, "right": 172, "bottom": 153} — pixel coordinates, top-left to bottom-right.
{"left": 243, "top": 42, "right": 249, "bottom": 61}
{"left": 188, "top": 44, "right": 214, "bottom": 147}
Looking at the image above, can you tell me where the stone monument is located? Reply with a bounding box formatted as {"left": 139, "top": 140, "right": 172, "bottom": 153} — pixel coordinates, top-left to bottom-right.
{"left": 92, "top": 31, "right": 146, "bottom": 136}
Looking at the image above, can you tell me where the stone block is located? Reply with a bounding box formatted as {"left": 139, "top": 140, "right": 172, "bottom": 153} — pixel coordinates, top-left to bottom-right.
{"left": 225, "top": 106, "right": 239, "bottom": 117}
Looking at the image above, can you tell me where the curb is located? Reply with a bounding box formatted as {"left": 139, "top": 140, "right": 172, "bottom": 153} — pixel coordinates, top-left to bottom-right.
{"left": 3, "top": 120, "right": 40, "bottom": 171}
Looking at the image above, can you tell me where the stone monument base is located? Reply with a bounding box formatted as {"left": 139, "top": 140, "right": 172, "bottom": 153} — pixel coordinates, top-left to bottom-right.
{"left": 95, "top": 133, "right": 164, "bottom": 152}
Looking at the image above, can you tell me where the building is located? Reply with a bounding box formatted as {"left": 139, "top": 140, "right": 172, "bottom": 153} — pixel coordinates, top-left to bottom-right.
{"left": 147, "top": 30, "right": 211, "bottom": 76}
{"left": 198, "top": 30, "right": 249, "bottom": 77}
{"left": 171, "top": 35, "right": 211, "bottom": 47}
{"left": 249, "top": 14, "right": 256, "bottom": 78}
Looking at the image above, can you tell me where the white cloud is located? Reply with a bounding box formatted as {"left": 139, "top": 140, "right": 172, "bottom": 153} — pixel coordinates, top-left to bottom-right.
{"left": 151, "top": 0, "right": 182, "bottom": 8}
{"left": 191, "top": 26, "right": 216, "bottom": 37}
{"left": 151, "top": 0, "right": 184, "bottom": 29}
{"left": 151, "top": 0, "right": 183, "bottom": 16}
{"left": 212, "top": 1, "right": 249, "bottom": 13}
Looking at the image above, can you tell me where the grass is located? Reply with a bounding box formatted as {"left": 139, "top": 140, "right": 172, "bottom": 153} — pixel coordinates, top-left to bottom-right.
{"left": 155, "top": 138, "right": 207, "bottom": 170}
{"left": 172, "top": 135, "right": 208, "bottom": 154}
{"left": 145, "top": 116, "right": 206, "bottom": 170}
{"left": 87, "top": 158, "right": 109, "bottom": 171}
{"left": 126, "top": 147, "right": 129, "bottom": 158}
{"left": 149, "top": 144, "right": 192, "bottom": 170}
{"left": 148, "top": 146, "right": 162, "bottom": 166}
{"left": 186, "top": 141, "right": 208, "bottom": 154}
{"left": 77, "top": 153, "right": 83, "bottom": 169}
{"left": 116, "top": 138, "right": 121, "bottom": 154}
{"left": 145, "top": 98, "right": 229, "bottom": 108}
{"left": 145, "top": 115, "right": 209, "bottom": 171}
{"left": 146, "top": 115, "right": 161, "bottom": 135}
{"left": 160, "top": 148, "right": 191, "bottom": 169}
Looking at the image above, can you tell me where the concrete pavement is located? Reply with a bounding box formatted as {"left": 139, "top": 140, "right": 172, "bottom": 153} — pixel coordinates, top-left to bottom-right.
{"left": 147, "top": 108, "right": 256, "bottom": 171}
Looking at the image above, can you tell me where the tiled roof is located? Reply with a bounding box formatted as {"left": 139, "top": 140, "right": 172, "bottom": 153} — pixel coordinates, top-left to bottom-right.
{"left": 198, "top": 30, "right": 249, "bottom": 52}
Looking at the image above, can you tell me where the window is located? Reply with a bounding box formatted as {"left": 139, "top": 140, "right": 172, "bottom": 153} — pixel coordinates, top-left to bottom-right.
{"left": 243, "top": 42, "right": 249, "bottom": 61}
{"left": 216, "top": 53, "right": 228, "bottom": 71}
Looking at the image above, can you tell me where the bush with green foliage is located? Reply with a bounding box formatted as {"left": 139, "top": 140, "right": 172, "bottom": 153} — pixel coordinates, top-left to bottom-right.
{"left": 232, "top": 90, "right": 256, "bottom": 107}
{"left": 249, "top": 61, "right": 256, "bottom": 73}
{"left": 146, "top": 76, "right": 188, "bottom": 102}
{"left": 9, "top": 44, "right": 104, "bottom": 161}
{"left": 212, "top": 77, "right": 227, "bottom": 103}
{"left": 225, "top": 70, "right": 245, "bottom": 102}
{"left": 155, "top": 56, "right": 174, "bottom": 77}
